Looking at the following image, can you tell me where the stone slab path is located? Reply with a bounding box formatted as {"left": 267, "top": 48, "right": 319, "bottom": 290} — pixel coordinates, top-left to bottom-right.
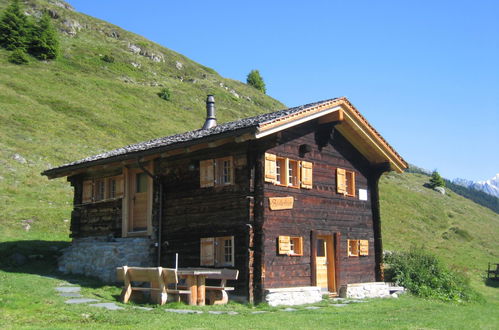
{"left": 90, "top": 303, "right": 124, "bottom": 310}
{"left": 55, "top": 282, "right": 369, "bottom": 314}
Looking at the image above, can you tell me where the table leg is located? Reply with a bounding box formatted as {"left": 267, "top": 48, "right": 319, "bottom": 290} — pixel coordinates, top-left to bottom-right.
{"left": 196, "top": 275, "right": 206, "bottom": 306}
{"left": 186, "top": 275, "right": 197, "bottom": 306}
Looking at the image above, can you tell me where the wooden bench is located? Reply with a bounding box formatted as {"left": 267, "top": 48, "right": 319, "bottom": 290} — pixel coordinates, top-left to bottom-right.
{"left": 204, "top": 268, "right": 239, "bottom": 305}
{"left": 116, "top": 266, "right": 191, "bottom": 305}
{"left": 487, "top": 263, "right": 499, "bottom": 280}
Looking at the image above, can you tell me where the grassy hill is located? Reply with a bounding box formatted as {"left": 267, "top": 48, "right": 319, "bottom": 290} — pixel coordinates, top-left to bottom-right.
{"left": 0, "top": 0, "right": 284, "bottom": 240}
{"left": 0, "top": 0, "right": 498, "bottom": 328}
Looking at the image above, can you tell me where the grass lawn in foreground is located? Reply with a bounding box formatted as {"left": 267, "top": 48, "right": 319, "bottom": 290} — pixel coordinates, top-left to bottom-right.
{"left": 0, "top": 255, "right": 498, "bottom": 329}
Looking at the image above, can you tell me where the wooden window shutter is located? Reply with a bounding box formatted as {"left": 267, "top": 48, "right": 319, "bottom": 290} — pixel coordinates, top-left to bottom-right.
{"left": 115, "top": 175, "right": 124, "bottom": 198}
{"left": 336, "top": 168, "right": 347, "bottom": 194}
{"left": 200, "top": 237, "right": 215, "bottom": 266}
{"left": 82, "top": 180, "right": 93, "bottom": 203}
{"left": 300, "top": 161, "right": 313, "bottom": 189}
{"left": 278, "top": 235, "right": 291, "bottom": 255}
{"left": 264, "top": 153, "right": 277, "bottom": 183}
{"left": 200, "top": 159, "right": 214, "bottom": 187}
{"left": 359, "top": 240, "right": 369, "bottom": 256}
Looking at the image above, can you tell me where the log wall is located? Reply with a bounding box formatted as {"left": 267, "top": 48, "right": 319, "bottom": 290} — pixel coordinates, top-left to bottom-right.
{"left": 68, "top": 175, "right": 123, "bottom": 238}
{"left": 156, "top": 142, "right": 253, "bottom": 296}
{"left": 260, "top": 121, "right": 378, "bottom": 290}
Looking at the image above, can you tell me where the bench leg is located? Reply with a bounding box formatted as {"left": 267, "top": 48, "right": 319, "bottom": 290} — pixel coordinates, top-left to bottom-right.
{"left": 121, "top": 266, "right": 132, "bottom": 303}
{"left": 206, "top": 290, "right": 228, "bottom": 305}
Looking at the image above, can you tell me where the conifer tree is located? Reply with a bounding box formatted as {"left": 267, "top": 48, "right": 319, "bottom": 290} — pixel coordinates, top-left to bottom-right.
{"left": 0, "top": 0, "right": 30, "bottom": 50}
{"left": 429, "top": 170, "right": 445, "bottom": 188}
{"left": 29, "top": 12, "right": 59, "bottom": 60}
{"left": 246, "top": 69, "right": 266, "bottom": 94}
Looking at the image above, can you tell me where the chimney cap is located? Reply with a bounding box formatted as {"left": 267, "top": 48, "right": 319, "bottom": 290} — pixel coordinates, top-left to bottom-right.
{"left": 202, "top": 94, "right": 217, "bottom": 129}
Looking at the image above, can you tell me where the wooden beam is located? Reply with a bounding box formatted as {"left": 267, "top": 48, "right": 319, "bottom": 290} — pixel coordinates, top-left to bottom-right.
{"left": 318, "top": 109, "right": 343, "bottom": 124}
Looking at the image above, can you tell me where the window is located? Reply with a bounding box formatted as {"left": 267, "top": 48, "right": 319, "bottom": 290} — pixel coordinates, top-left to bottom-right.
{"left": 109, "top": 178, "right": 117, "bottom": 198}
{"left": 264, "top": 153, "right": 313, "bottom": 189}
{"left": 136, "top": 172, "right": 148, "bottom": 193}
{"left": 278, "top": 235, "right": 303, "bottom": 256}
{"left": 287, "top": 160, "right": 299, "bottom": 188}
{"left": 348, "top": 239, "right": 369, "bottom": 257}
{"left": 218, "top": 157, "right": 233, "bottom": 185}
{"left": 336, "top": 168, "right": 356, "bottom": 197}
{"left": 199, "top": 156, "right": 234, "bottom": 187}
{"left": 95, "top": 179, "right": 106, "bottom": 201}
{"left": 275, "top": 157, "right": 286, "bottom": 184}
{"left": 200, "top": 236, "right": 235, "bottom": 267}
{"left": 82, "top": 175, "right": 124, "bottom": 204}
{"left": 316, "top": 238, "right": 326, "bottom": 257}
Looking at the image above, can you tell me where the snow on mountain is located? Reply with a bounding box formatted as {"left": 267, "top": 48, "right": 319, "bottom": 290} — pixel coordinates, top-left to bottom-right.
{"left": 453, "top": 174, "right": 499, "bottom": 198}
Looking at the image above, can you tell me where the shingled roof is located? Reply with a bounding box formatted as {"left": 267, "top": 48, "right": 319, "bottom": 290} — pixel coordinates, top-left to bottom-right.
{"left": 42, "top": 97, "right": 407, "bottom": 178}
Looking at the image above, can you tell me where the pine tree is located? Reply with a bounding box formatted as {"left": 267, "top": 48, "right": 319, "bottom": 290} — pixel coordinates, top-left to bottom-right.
{"left": 429, "top": 170, "right": 445, "bottom": 188}
{"left": 246, "top": 69, "right": 266, "bottom": 94}
{"left": 28, "top": 12, "right": 59, "bottom": 60}
{"left": 0, "top": 0, "right": 30, "bottom": 51}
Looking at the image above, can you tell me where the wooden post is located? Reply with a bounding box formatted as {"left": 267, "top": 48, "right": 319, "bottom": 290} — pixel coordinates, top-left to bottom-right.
{"left": 196, "top": 275, "right": 206, "bottom": 306}
{"left": 186, "top": 275, "right": 197, "bottom": 305}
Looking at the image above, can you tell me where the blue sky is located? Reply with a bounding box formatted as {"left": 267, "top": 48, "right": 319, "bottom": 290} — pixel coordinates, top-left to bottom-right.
{"left": 66, "top": 0, "right": 498, "bottom": 182}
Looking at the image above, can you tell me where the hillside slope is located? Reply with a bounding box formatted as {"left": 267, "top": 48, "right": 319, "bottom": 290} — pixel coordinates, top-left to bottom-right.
{"left": 0, "top": 0, "right": 284, "bottom": 238}
{"left": 380, "top": 171, "right": 499, "bottom": 299}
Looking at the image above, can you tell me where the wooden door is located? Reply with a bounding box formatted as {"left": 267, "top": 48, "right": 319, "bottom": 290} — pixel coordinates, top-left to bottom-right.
{"left": 315, "top": 235, "right": 336, "bottom": 293}
{"left": 128, "top": 169, "right": 149, "bottom": 232}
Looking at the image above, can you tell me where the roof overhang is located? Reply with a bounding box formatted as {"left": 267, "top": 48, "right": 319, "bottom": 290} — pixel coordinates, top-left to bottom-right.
{"left": 43, "top": 97, "right": 407, "bottom": 179}
{"left": 254, "top": 97, "right": 407, "bottom": 173}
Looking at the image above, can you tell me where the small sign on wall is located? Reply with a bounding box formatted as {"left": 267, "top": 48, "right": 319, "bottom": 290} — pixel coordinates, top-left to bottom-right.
{"left": 269, "top": 196, "right": 294, "bottom": 210}
{"left": 359, "top": 189, "right": 368, "bottom": 201}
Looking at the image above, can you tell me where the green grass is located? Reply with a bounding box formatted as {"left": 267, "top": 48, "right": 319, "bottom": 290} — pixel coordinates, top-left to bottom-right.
{"left": 1, "top": 0, "right": 498, "bottom": 328}
{"left": 1, "top": 254, "right": 498, "bottom": 329}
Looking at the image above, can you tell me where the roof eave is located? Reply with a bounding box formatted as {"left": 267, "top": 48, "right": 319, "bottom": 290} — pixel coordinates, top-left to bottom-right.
{"left": 42, "top": 126, "right": 258, "bottom": 179}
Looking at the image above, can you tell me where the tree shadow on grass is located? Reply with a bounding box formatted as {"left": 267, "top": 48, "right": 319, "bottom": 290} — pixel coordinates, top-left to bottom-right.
{"left": 0, "top": 240, "right": 109, "bottom": 289}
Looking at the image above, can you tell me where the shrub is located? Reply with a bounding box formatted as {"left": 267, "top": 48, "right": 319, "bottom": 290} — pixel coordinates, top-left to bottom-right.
{"left": 158, "top": 88, "right": 171, "bottom": 101}
{"left": 8, "top": 48, "right": 29, "bottom": 64}
{"left": 246, "top": 69, "right": 266, "bottom": 94}
{"left": 101, "top": 54, "right": 115, "bottom": 63}
{"left": 384, "top": 247, "right": 481, "bottom": 302}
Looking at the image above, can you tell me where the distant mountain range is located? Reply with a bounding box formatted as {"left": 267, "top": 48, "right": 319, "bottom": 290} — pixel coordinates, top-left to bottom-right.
{"left": 453, "top": 174, "right": 499, "bottom": 198}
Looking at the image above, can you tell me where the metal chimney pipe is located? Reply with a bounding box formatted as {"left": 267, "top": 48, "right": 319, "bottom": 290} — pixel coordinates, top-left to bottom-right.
{"left": 202, "top": 95, "right": 217, "bottom": 129}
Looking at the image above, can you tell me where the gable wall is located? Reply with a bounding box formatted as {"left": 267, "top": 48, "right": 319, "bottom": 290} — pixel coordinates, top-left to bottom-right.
{"left": 261, "top": 121, "right": 377, "bottom": 290}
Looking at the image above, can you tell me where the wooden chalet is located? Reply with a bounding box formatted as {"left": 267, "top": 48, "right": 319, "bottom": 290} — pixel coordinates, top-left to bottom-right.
{"left": 43, "top": 96, "right": 407, "bottom": 304}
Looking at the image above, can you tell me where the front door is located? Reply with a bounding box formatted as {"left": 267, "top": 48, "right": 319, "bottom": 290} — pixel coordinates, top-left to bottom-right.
{"left": 128, "top": 168, "right": 149, "bottom": 233}
{"left": 315, "top": 235, "right": 336, "bottom": 293}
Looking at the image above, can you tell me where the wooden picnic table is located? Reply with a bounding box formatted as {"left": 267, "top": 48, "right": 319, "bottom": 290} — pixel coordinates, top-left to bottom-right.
{"left": 177, "top": 268, "right": 222, "bottom": 306}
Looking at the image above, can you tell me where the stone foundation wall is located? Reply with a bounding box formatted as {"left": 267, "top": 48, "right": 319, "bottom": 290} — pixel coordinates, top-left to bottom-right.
{"left": 264, "top": 286, "right": 323, "bottom": 306}
{"left": 340, "top": 282, "right": 391, "bottom": 299}
{"left": 58, "top": 236, "right": 155, "bottom": 283}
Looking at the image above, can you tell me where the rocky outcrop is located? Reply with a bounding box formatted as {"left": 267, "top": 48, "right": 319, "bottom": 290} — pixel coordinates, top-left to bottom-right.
{"left": 127, "top": 43, "right": 164, "bottom": 62}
